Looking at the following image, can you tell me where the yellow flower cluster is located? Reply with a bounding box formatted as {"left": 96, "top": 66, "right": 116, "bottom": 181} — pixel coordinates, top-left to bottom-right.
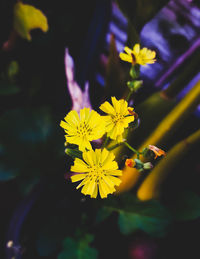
{"left": 60, "top": 97, "right": 135, "bottom": 198}
{"left": 60, "top": 44, "right": 158, "bottom": 199}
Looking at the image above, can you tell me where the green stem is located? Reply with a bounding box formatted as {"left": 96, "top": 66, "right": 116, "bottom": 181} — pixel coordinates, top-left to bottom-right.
{"left": 124, "top": 142, "right": 141, "bottom": 158}
{"left": 125, "top": 90, "right": 133, "bottom": 101}
{"left": 102, "top": 136, "right": 110, "bottom": 148}
{"left": 107, "top": 141, "right": 124, "bottom": 151}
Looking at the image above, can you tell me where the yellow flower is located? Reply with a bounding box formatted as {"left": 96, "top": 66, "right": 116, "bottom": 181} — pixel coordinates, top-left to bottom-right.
{"left": 60, "top": 108, "right": 105, "bottom": 151}
{"left": 71, "top": 148, "right": 122, "bottom": 198}
{"left": 119, "top": 44, "right": 156, "bottom": 66}
{"left": 99, "top": 97, "right": 135, "bottom": 143}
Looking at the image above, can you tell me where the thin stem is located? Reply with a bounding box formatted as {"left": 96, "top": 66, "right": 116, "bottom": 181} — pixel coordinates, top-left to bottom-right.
{"left": 107, "top": 141, "right": 124, "bottom": 151}
{"left": 102, "top": 136, "right": 110, "bottom": 148}
{"left": 125, "top": 90, "right": 133, "bottom": 101}
{"left": 124, "top": 142, "right": 141, "bottom": 158}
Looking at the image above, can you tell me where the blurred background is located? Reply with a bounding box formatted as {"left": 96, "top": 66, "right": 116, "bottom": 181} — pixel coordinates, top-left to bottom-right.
{"left": 0, "top": 0, "right": 200, "bottom": 258}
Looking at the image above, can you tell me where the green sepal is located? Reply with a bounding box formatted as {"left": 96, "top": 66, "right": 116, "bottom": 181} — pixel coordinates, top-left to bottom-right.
{"left": 129, "top": 65, "right": 140, "bottom": 79}
{"left": 65, "top": 148, "right": 83, "bottom": 159}
{"left": 127, "top": 80, "right": 143, "bottom": 92}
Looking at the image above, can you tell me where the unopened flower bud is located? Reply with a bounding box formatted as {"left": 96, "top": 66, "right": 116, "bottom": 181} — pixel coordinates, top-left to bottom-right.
{"left": 125, "top": 159, "right": 135, "bottom": 168}
{"left": 143, "top": 162, "right": 153, "bottom": 170}
{"left": 148, "top": 145, "right": 166, "bottom": 159}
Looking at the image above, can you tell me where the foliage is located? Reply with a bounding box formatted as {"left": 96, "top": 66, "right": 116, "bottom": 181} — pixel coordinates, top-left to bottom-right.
{"left": 58, "top": 235, "right": 98, "bottom": 259}
{"left": 13, "top": 2, "right": 48, "bottom": 41}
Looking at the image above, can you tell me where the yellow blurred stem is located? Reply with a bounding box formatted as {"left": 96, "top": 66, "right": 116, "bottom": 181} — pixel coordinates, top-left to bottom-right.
{"left": 115, "top": 80, "right": 200, "bottom": 194}
{"left": 137, "top": 129, "right": 200, "bottom": 201}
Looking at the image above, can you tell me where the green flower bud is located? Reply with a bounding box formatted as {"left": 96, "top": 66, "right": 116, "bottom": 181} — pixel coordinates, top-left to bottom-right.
{"left": 65, "top": 148, "right": 82, "bottom": 159}
{"left": 143, "top": 162, "right": 153, "bottom": 170}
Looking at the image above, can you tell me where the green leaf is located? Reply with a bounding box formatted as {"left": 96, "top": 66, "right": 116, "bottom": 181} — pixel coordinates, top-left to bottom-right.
{"left": 96, "top": 206, "right": 112, "bottom": 224}
{"left": 7, "top": 61, "right": 19, "bottom": 81}
{"left": 169, "top": 191, "right": 200, "bottom": 221}
{"left": 0, "top": 107, "right": 63, "bottom": 182}
{"left": 0, "top": 81, "right": 20, "bottom": 95}
{"left": 13, "top": 2, "right": 48, "bottom": 41}
{"left": 102, "top": 194, "right": 172, "bottom": 237}
{"left": 58, "top": 235, "right": 98, "bottom": 259}
{"left": 36, "top": 215, "right": 71, "bottom": 257}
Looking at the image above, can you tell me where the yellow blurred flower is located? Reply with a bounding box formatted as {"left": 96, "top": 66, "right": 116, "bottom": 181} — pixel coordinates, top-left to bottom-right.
{"left": 60, "top": 108, "right": 105, "bottom": 151}
{"left": 71, "top": 148, "right": 122, "bottom": 198}
{"left": 148, "top": 145, "right": 166, "bottom": 159}
{"left": 99, "top": 97, "right": 135, "bottom": 143}
{"left": 119, "top": 44, "right": 156, "bottom": 66}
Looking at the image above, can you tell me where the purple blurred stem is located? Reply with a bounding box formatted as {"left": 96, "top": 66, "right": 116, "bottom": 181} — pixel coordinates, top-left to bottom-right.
{"left": 155, "top": 37, "right": 200, "bottom": 88}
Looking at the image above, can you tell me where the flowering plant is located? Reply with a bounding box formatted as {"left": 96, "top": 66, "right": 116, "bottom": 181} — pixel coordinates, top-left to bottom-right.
{"left": 60, "top": 44, "right": 166, "bottom": 199}
{"left": 1, "top": 1, "right": 200, "bottom": 259}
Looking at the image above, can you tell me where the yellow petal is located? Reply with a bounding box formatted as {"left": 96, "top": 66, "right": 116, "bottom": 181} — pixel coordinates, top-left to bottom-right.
{"left": 83, "top": 150, "right": 94, "bottom": 166}
{"left": 71, "top": 158, "right": 89, "bottom": 173}
{"left": 99, "top": 179, "right": 113, "bottom": 198}
{"left": 71, "top": 173, "right": 87, "bottom": 182}
{"left": 65, "top": 110, "right": 79, "bottom": 126}
{"left": 99, "top": 101, "right": 115, "bottom": 115}
{"left": 76, "top": 176, "right": 89, "bottom": 189}
{"left": 60, "top": 120, "right": 68, "bottom": 130}
{"left": 81, "top": 180, "right": 91, "bottom": 195}
{"left": 119, "top": 53, "right": 132, "bottom": 63}
{"left": 106, "top": 175, "right": 121, "bottom": 186}
{"left": 124, "top": 46, "right": 132, "bottom": 55}
{"left": 133, "top": 44, "right": 140, "bottom": 54}
{"left": 111, "top": 97, "right": 120, "bottom": 113}
{"left": 91, "top": 183, "right": 98, "bottom": 198}
{"left": 108, "top": 170, "right": 122, "bottom": 176}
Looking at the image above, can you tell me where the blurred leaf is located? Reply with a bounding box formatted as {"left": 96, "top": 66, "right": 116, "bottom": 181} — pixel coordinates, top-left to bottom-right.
{"left": 0, "top": 107, "right": 63, "bottom": 182}
{"left": 137, "top": 129, "right": 200, "bottom": 201}
{"left": 100, "top": 194, "right": 171, "bottom": 237}
{"left": 7, "top": 61, "right": 19, "bottom": 81}
{"left": 0, "top": 81, "right": 20, "bottom": 95}
{"left": 116, "top": 0, "right": 169, "bottom": 32}
{"left": 13, "top": 2, "right": 48, "bottom": 41}
{"left": 169, "top": 191, "right": 200, "bottom": 221}
{"left": 36, "top": 215, "right": 71, "bottom": 257}
{"left": 58, "top": 235, "right": 98, "bottom": 259}
{"left": 0, "top": 165, "right": 17, "bottom": 181}
{"left": 105, "top": 34, "right": 127, "bottom": 98}
{"left": 96, "top": 206, "right": 112, "bottom": 224}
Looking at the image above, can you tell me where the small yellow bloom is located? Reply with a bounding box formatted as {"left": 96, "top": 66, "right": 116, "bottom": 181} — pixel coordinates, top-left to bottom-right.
{"left": 148, "top": 145, "right": 166, "bottom": 159}
{"left": 99, "top": 97, "right": 134, "bottom": 143}
{"left": 71, "top": 148, "right": 122, "bottom": 198}
{"left": 60, "top": 108, "right": 105, "bottom": 151}
{"left": 119, "top": 44, "right": 156, "bottom": 66}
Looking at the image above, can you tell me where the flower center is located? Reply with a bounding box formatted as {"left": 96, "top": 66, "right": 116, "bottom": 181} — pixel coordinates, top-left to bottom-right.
{"left": 88, "top": 165, "right": 105, "bottom": 183}
{"left": 77, "top": 122, "right": 92, "bottom": 137}
{"left": 112, "top": 113, "right": 124, "bottom": 124}
{"left": 131, "top": 53, "right": 136, "bottom": 65}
